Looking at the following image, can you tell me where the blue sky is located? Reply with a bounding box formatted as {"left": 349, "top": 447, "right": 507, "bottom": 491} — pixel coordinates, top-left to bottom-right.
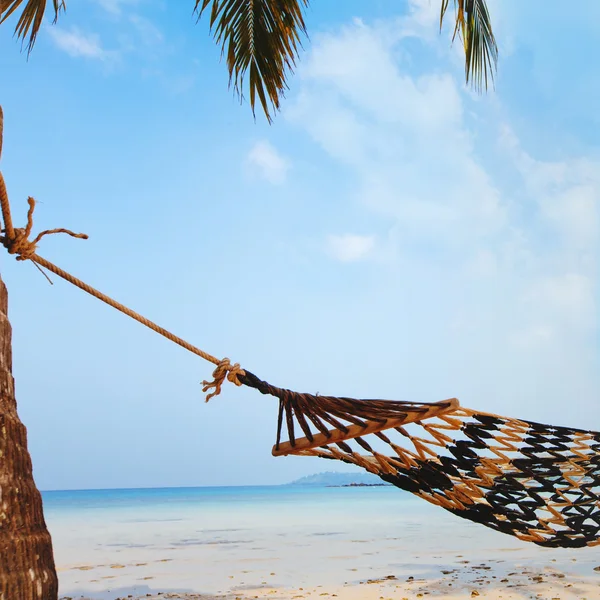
{"left": 1, "top": 0, "right": 598, "bottom": 491}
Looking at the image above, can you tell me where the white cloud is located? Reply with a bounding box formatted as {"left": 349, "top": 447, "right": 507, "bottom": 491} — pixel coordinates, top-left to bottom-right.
{"left": 466, "top": 249, "right": 498, "bottom": 278}
{"left": 129, "top": 14, "right": 164, "bottom": 46}
{"left": 288, "top": 24, "right": 505, "bottom": 249}
{"left": 523, "top": 273, "right": 596, "bottom": 331}
{"left": 96, "top": 0, "right": 121, "bottom": 14}
{"left": 509, "top": 324, "right": 554, "bottom": 350}
{"left": 96, "top": 0, "right": 139, "bottom": 16}
{"left": 246, "top": 141, "right": 290, "bottom": 185}
{"left": 47, "top": 27, "right": 111, "bottom": 61}
{"left": 50, "top": 6, "right": 183, "bottom": 94}
{"left": 286, "top": 15, "right": 599, "bottom": 425}
{"left": 500, "top": 125, "right": 600, "bottom": 251}
{"left": 407, "top": 0, "right": 439, "bottom": 28}
{"left": 326, "top": 234, "right": 375, "bottom": 263}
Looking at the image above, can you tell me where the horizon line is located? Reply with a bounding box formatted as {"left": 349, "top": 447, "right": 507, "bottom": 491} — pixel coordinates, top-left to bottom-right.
{"left": 40, "top": 483, "right": 290, "bottom": 494}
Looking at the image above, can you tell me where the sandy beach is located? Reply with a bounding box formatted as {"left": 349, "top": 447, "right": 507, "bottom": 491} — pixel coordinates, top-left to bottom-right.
{"left": 46, "top": 486, "right": 600, "bottom": 600}
{"left": 57, "top": 559, "right": 600, "bottom": 600}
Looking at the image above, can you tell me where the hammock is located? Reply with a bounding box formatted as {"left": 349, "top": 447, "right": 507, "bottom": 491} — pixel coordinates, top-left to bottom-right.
{"left": 242, "top": 371, "right": 600, "bottom": 549}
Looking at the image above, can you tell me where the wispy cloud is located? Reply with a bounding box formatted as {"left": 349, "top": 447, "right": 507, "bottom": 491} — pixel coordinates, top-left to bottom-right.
{"left": 47, "top": 27, "right": 113, "bottom": 61}
{"left": 49, "top": 6, "right": 190, "bottom": 94}
{"left": 287, "top": 12, "right": 599, "bottom": 422}
{"left": 246, "top": 141, "right": 290, "bottom": 185}
{"left": 289, "top": 22, "right": 504, "bottom": 244}
{"left": 95, "top": 0, "right": 140, "bottom": 16}
{"left": 129, "top": 14, "right": 164, "bottom": 46}
{"left": 326, "top": 234, "right": 375, "bottom": 263}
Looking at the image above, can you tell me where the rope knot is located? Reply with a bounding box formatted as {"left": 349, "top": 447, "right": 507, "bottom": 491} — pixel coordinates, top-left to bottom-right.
{"left": 0, "top": 196, "right": 88, "bottom": 263}
{"left": 5, "top": 226, "right": 37, "bottom": 260}
{"left": 202, "top": 358, "right": 245, "bottom": 402}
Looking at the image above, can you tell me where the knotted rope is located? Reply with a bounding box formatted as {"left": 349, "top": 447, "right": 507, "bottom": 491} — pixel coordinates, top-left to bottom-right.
{"left": 1, "top": 196, "right": 88, "bottom": 260}
{"left": 0, "top": 107, "right": 244, "bottom": 400}
{"left": 202, "top": 358, "right": 245, "bottom": 402}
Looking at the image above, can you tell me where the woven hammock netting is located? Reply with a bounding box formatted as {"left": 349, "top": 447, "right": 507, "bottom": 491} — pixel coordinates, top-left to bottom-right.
{"left": 241, "top": 371, "right": 600, "bottom": 549}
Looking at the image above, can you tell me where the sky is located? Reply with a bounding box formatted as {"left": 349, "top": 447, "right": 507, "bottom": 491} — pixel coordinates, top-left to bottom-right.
{"left": 1, "top": 0, "right": 599, "bottom": 491}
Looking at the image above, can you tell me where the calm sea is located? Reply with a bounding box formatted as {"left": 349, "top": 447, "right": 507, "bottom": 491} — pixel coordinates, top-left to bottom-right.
{"left": 43, "top": 484, "right": 413, "bottom": 513}
{"left": 42, "top": 485, "right": 594, "bottom": 599}
{"left": 42, "top": 485, "right": 438, "bottom": 544}
{"left": 42, "top": 484, "right": 445, "bottom": 541}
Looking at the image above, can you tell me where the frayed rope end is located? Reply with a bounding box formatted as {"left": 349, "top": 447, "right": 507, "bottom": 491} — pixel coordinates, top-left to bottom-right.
{"left": 202, "top": 358, "right": 245, "bottom": 402}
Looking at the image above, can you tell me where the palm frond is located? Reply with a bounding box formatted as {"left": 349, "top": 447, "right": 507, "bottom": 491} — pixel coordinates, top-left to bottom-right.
{"left": 440, "top": 0, "right": 497, "bottom": 91}
{"left": 1, "top": 0, "right": 65, "bottom": 52}
{"left": 195, "top": 0, "right": 309, "bottom": 123}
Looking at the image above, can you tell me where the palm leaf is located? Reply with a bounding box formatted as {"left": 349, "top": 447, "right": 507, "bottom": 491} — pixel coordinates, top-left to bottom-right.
{"left": 195, "top": 0, "right": 309, "bottom": 123}
{"left": 440, "top": 0, "right": 498, "bottom": 91}
{"left": 0, "top": 0, "right": 65, "bottom": 52}
{"left": 1, "top": 0, "right": 496, "bottom": 121}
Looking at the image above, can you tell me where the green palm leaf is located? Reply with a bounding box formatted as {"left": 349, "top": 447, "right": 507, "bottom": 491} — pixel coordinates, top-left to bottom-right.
{"left": 440, "top": 0, "right": 498, "bottom": 91}
{"left": 195, "top": 0, "right": 309, "bottom": 123}
{"left": 2, "top": 0, "right": 497, "bottom": 120}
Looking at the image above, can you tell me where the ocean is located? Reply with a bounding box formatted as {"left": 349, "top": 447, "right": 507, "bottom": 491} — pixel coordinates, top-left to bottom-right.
{"left": 42, "top": 485, "right": 598, "bottom": 599}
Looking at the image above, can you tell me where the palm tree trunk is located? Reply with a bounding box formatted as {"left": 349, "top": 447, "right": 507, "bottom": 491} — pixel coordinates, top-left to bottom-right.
{"left": 0, "top": 275, "right": 58, "bottom": 599}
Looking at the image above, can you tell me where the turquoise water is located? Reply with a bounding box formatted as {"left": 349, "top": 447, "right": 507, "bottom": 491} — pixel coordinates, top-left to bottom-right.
{"left": 43, "top": 484, "right": 436, "bottom": 548}
{"left": 43, "top": 484, "right": 413, "bottom": 513}
{"left": 42, "top": 485, "right": 434, "bottom": 531}
{"left": 42, "top": 485, "right": 432, "bottom": 538}
{"left": 45, "top": 485, "right": 483, "bottom": 597}
{"left": 45, "top": 485, "right": 596, "bottom": 599}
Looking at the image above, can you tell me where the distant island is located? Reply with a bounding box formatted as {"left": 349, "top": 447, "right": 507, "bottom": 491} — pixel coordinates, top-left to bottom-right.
{"left": 286, "top": 471, "right": 391, "bottom": 487}
{"left": 333, "top": 482, "right": 389, "bottom": 487}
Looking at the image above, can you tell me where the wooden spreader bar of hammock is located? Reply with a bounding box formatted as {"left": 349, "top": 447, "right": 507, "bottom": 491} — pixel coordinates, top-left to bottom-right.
{"left": 271, "top": 397, "right": 458, "bottom": 457}
{"left": 237, "top": 373, "right": 458, "bottom": 453}
{"left": 2, "top": 114, "right": 600, "bottom": 552}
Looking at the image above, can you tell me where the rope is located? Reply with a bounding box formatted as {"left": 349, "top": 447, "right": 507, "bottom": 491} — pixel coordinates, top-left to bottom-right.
{"left": 1, "top": 197, "right": 88, "bottom": 260}
{"left": 0, "top": 111, "right": 244, "bottom": 399}
{"left": 202, "top": 358, "right": 245, "bottom": 401}
{"left": 0, "top": 108, "right": 14, "bottom": 242}
{"left": 30, "top": 251, "right": 245, "bottom": 394}
{"left": 33, "top": 250, "right": 246, "bottom": 399}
